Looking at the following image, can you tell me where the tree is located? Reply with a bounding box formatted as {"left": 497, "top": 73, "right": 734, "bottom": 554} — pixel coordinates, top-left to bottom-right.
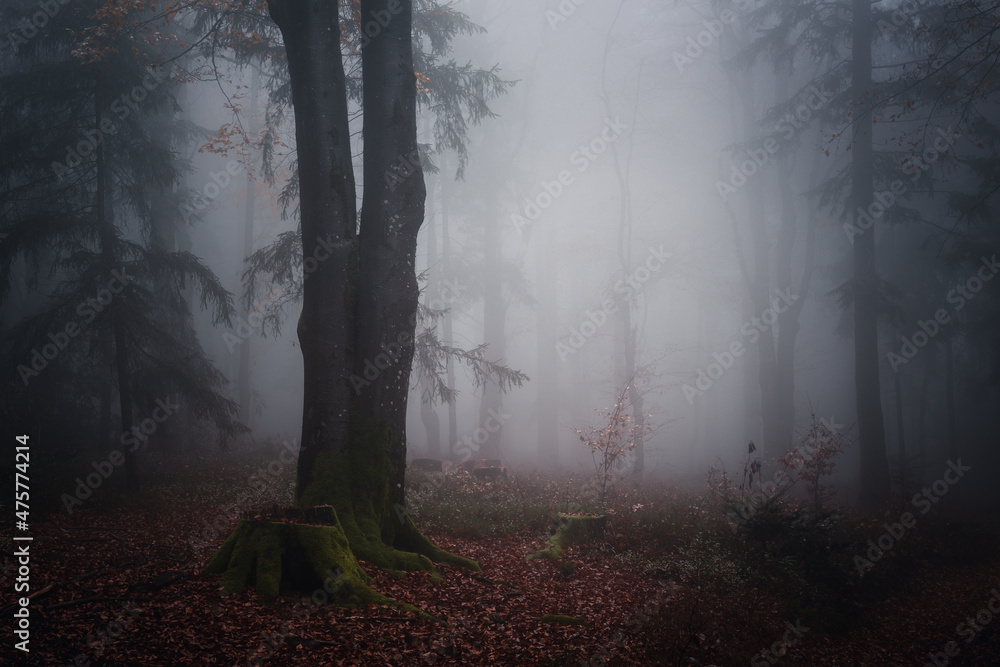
{"left": 0, "top": 0, "right": 243, "bottom": 489}
{"left": 208, "top": 0, "right": 488, "bottom": 603}
{"left": 741, "top": 0, "right": 894, "bottom": 505}
{"left": 849, "top": 0, "right": 892, "bottom": 507}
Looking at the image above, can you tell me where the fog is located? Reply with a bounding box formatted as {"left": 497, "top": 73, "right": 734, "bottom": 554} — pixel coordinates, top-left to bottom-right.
{"left": 3, "top": 0, "right": 999, "bottom": 509}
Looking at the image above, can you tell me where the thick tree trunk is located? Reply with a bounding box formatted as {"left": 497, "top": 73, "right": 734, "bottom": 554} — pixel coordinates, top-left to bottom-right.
{"left": 267, "top": 0, "right": 357, "bottom": 507}
{"left": 419, "top": 174, "right": 441, "bottom": 458}
{"left": 209, "top": 0, "right": 476, "bottom": 604}
{"left": 852, "top": 0, "right": 891, "bottom": 507}
{"left": 354, "top": 0, "right": 425, "bottom": 511}
{"left": 350, "top": 0, "right": 475, "bottom": 570}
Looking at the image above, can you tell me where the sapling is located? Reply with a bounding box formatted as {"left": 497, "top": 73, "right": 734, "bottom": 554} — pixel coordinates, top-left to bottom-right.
{"left": 575, "top": 372, "right": 652, "bottom": 504}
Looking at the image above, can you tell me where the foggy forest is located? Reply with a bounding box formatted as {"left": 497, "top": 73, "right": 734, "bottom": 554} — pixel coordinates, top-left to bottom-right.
{"left": 1, "top": 0, "right": 999, "bottom": 664}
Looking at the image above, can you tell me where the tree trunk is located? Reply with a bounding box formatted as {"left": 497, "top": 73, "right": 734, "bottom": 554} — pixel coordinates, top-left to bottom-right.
{"left": 209, "top": 0, "right": 476, "bottom": 604}
{"left": 852, "top": 0, "right": 891, "bottom": 507}
{"left": 95, "top": 78, "right": 138, "bottom": 493}
{"left": 536, "top": 225, "right": 559, "bottom": 467}
{"left": 238, "top": 64, "right": 260, "bottom": 431}
{"left": 352, "top": 0, "right": 476, "bottom": 570}
{"left": 267, "top": 0, "right": 357, "bottom": 507}
{"left": 892, "top": 359, "right": 907, "bottom": 495}
{"left": 916, "top": 350, "right": 932, "bottom": 483}
{"left": 478, "top": 206, "right": 506, "bottom": 461}
{"left": 440, "top": 164, "right": 458, "bottom": 455}
{"left": 419, "top": 173, "right": 441, "bottom": 458}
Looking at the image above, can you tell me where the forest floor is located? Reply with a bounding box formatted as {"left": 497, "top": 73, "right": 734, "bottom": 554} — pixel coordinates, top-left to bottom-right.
{"left": 2, "top": 451, "right": 999, "bottom": 666}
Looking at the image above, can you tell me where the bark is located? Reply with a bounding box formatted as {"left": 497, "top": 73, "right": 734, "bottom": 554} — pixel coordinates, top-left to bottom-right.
{"left": 852, "top": 0, "right": 892, "bottom": 507}
{"left": 419, "top": 174, "right": 440, "bottom": 457}
{"left": 354, "top": 0, "right": 426, "bottom": 510}
{"left": 267, "top": 0, "right": 357, "bottom": 506}
{"left": 211, "top": 2, "right": 478, "bottom": 600}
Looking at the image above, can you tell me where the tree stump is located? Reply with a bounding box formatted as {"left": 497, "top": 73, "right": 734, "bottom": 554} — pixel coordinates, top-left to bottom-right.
{"left": 205, "top": 516, "right": 385, "bottom": 606}
{"left": 527, "top": 513, "right": 607, "bottom": 561}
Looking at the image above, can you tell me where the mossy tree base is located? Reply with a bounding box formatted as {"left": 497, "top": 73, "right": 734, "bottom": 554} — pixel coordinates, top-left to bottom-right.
{"left": 205, "top": 505, "right": 478, "bottom": 608}
{"left": 205, "top": 517, "right": 386, "bottom": 606}
{"left": 528, "top": 513, "right": 607, "bottom": 561}
{"left": 206, "top": 411, "right": 479, "bottom": 607}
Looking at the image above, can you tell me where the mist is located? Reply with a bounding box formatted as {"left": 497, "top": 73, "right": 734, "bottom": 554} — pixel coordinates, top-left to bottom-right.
{"left": 2, "top": 0, "right": 999, "bottom": 664}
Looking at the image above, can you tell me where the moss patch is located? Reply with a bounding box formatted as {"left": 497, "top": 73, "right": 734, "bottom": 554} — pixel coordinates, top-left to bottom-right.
{"left": 205, "top": 518, "right": 382, "bottom": 606}
{"left": 528, "top": 514, "right": 606, "bottom": 561}
{"left": 210, "top": 410, "right": 479, "bottom": 609}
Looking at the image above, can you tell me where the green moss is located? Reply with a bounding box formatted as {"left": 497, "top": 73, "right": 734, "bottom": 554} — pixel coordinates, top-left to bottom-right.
{"left": 526, "top": 544, "right": 562, "bottom": 561}
{"left": 208, "top": 407, "right": 480, "bottom": 609}
{"left": 205, "top": 519, "right": 383, "bottom": 605}
{"left": 527, "top": 514, "right": 606, "bottom": 561}
{"left": 550, "top": 514, "right": 606, "bottom": 549}
{"left": 539, "top": 614, "right": 589, "bottom": 625}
